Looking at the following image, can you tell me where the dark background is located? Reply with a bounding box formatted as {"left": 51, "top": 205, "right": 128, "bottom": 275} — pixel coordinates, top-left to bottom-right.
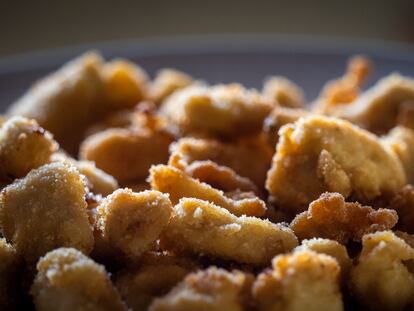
{"left": 1, "top": 0, "right": 414, "bottom": 57}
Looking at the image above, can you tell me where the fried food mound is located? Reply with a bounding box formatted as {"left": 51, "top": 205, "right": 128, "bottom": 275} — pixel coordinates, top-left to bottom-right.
{"left": 266, "top": 115, "right": 405, "bottom": 213}
{"left": 149, "top": 267, "right": 254, "bottom": 311}
{"left": 349, "top": 231, "right": 414, "bottom": 311}
{"left": 0, "top": 162, "right": 93, "bottom": 263}
{"left": 31, "top": 247, "right": 127, "bottom": 311}
{"left": 253, "top": 249, "right": 343, "bottom": 311}
{"left": 390, "top": 184, "right": 414, "bottom": 234}
{"left": 160, "top": 83, "right": 272, "bottom": 137}
{"left": 160, "top": 198, "right": 297, "bottom": 265}
{"left": 262, "top": 76, "right": 305, "bottom": 108}
{"left": 291, "top": 192, "right": 398, "bottom": 243}
{"left": 0, "top": 238, "right": 18, "bottom": 310}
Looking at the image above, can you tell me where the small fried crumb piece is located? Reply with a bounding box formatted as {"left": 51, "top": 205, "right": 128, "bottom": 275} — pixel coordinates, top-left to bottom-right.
{"left": 102, "top": 59, "right": 149, "bottom": 108}
{"left": 149, "top": 164, "right": 266, "bottom": 217}
{"left": 169, "top": 137, "right": 273, "bottom": 188}
{"left": 95, "top": 189, "right": 172, "bottom": 260}
{"left": 266, "top": 116, "right": 405, "bottom": 213}
{"left": 160, "top": 198, "right": 297, "bottom": 266}
{"left": 0, "top": 239, "right": 18, "bottom": 310}
{"left": 262, "top": 76, "right": 305, "bottom": 108}
{"left": 150, "top": 68, "right": 193, "bottom": 105}
{"left": 291, "top": 192, "right": 398, "bottom": 243}
{"left": 0, "top": 162, "right": 93, "bottom": 264}
{"left": 381, "top": 126, "right": 414, "bottom": 183}
{"left": 0, "top": 116, "right": 58, "bottom": 179}
{"left": 160, "top": 83, "right": 272, "bottom": 138}
{"left": 349, "top": 231, "right": 414, "bottom": 311}
{"left": 31, "top": 247, "right": 127, "bottom": 311}
{"left": 390, "top": 185, "right": 414, "bottom": 234}
{"left": 253, "top": 249, "right": 343, "bottom": 311}
{"left": 149, "top": 267, "right": 254, "bottom": 311}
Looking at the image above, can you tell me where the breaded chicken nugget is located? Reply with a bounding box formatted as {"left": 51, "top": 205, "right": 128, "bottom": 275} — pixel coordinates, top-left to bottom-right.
{"left": 253, "top": 249, "right": 343, "bottom": 311}
{"left": 0, "top": 116, "right": 58, "bottom": 179}
{"left": 381, "top": 126, "right": 414, "bottom": 184}
{"left": 149, "top": 164, "right": 266, "bottom": 217}
{"left": 262, "top": 76, "right": 305, "bottom": 108}
{"left": 169, "top": 137, "right": 273, "bottom": 187}
{"left": 8, "top": 52, "right": 106, "bottom": 153}
{"left": 390, "top": 185, "right": 414, "bottom": 234}
{"left": 160, "top": 83, "right": 272, "bottom": 138}
{"left": 349, "top": 231, "right": 414, "bottom": 311}
{"left": 149, "top": 267, "right": 254, "bottom": 311}
{"left": 0, "top": 239, "right": 18, "bottom": 310}
{"left": 0, "top": 162, "right": 93, "bottom": 263}
{"left": 266, "top": 116, "right": 405, "bottom": 213}
{"left": 291, "top": 192, "right": 398, "bottom": 243}
{"left": 160, "top": 198, "right": 297, "bottom": 265}
{"left": 95, "top": 189, "right": 172, "bottom": 260}
{"left": 31, "top": 247, "right": 127, "bottom": 311}
{"left": 150, "top": 68, "right": 193, "bottom": 105}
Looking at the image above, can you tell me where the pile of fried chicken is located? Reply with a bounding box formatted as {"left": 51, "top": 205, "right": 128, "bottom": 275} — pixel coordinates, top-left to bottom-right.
{"left": 1, "top": 53, "right": 414, "bottom": 311}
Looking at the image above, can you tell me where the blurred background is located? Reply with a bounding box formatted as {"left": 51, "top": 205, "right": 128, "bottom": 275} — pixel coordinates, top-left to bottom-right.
{"left": 1, "top": 0, "right": 414, "bottom": 57}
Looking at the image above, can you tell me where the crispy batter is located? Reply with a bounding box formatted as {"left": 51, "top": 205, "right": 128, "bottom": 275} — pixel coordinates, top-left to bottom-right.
{"left": 0, "top": 116, "right": 58, "bottom": 179}
{"left": 349, "top": 231, "right": 414, "bottom": 311}
{"left": 80, "top": 127, "right": 174, "bottom": 183}
{"left": 291, "top": 192, "right": 398, "bottom": 243}
{"left": 253, "top": 249, "right": 343, "bottom": 311}
{"left": 31, "top": 247, "right": 127, "bottom": 311}
{"left": 160, "top": 83, "right": 272, "bottom": 137}
{"left": 0, "top": 239, "right": 18, "bottom": 310}
{"left": 266, "top": 116, "right": 406, "bottom": 213}
{"left": 149, "top": 267, "right": 254, "bottom": 311}
{"left": 262, "top": 76, "right": 305, "bottom": 108}
{"left": 381, "top": 126, "right": 414, "bottom": 184}
{"left": 0, "top": 162, "right": 93, "bottom": 263}
{"left": 149, "top": 164, "right": 266, "bottom": 217}
{"left": 169, "top": 137, "right": 273, "bottom": 187}
{"left": 150, "top": 69, "right": 193, "bottom": 105}
{"left": 95, "top": 189, "right": 172, "bottom": 260}
{"left": 390, "top": 185, "right": 414, "bottom": 234}
{"left": 160, "top": 198, "right": 297, "bottom": 265}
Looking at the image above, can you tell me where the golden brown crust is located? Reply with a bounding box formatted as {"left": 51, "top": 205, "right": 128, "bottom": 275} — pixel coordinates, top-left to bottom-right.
{"left": 390, "top": 184, "right": 414, "bottom": 234}
{"left": 290, "top": 192, "right": 398, "bottom": 243}
{"left": 262, "top": 76, "right": 305, "bottom": 108}
{"left": 160, "top": 198, "right": 298, "bottom": 265}
{"left": 0, "top": 239, "right": 18, "bottom": 310}
{"left": 31, "top": 247, "right": 127, "bottom": 311}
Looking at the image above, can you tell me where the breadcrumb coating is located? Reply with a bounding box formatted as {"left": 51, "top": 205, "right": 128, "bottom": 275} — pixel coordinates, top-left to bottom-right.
{"left": 0, "top": 238, "right": 18, "bottom": 310}
{"left": 0, "top": 162, "right": 93, "bottom": 263}
{"left": 262, "top": 76, "right": 305, "bottom": 108}
{"left": 390, "top": 184, "right": 414, "bottom": 234}
{"left": 266, "top": 115, "right": 405, "bottom": 213}
{"left": 160, "top": 198, "right": 297, "bottom": 265}
{"left": 149, "top": 267, "right": 254, "bottom": 311}
{"left": 253, "top": 249, "right": 343, "bottom": 311}
{"left": 31, "top": 247, "right": 127, "bottom": 311}
{"left": 291, "top": 192, "right": 398, "bottom": 243}
{"left": 349, "top": 231, "right": 414, "bottom": 311}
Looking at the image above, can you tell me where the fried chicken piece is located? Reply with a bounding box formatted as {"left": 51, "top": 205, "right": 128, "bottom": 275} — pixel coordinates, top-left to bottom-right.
{"left": 291, "top": 192, "right": 398, "bottom": 243}
{"left": 94, "top": 189, "right": 172, "bottom": 260}
{"left": 262, "top": 76, "right": 305, "bottom": 108}
{"left": 31, "top": 247, "right": 127, "bottom": 311}
{"left": 0, "top": 239, "right": 18, "bottom": 310}
{"left": 381, "top": 126, "right": 414, "bottom": 184}
{"left": 390, "top": 185, "right": 414, "bottom": 233}
{"left": 80, "top": 126, "right": 174, "bottom": 183}
{"left": 150, "top": 68, "right": 193, "bottom": 105}
{"left": 0, "top": 162, "right": 93, "bottom": 264}
{"left": 102, "top": 59, "right": 149, "bottom": 108}
{"left": 266, "top": 116, "right": 405, "bottom": 213}
{"left": 263, "top": 107, "right": 309, "bottom": 147}
{"left": 0, "top": 116, "right": 58, "bottom": 180}
{"left": 149, "top": 164, "right": 266, "bottom": 217}
{"left": 149, "top": 267, "right": 254, "bottom": 311}
{"left": 253, "top": 249, "right": 343, "bottom": 311}
{"left": 7, "top": 52, "right": 107, "bottom": 153}
{"left": 160, "top": 198, "right": 297, "bottom": 265}
{"left": 169, "top": 137, "right": 273, "bottom": 187}
{"left": 160, "top": 83, "right": 272, "bottom": 138}
{"left": 349, "top": 231, "right": 414, "bottom": 311}
{"left": 314, "top": 55, "right": 372, "bottom": 114}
